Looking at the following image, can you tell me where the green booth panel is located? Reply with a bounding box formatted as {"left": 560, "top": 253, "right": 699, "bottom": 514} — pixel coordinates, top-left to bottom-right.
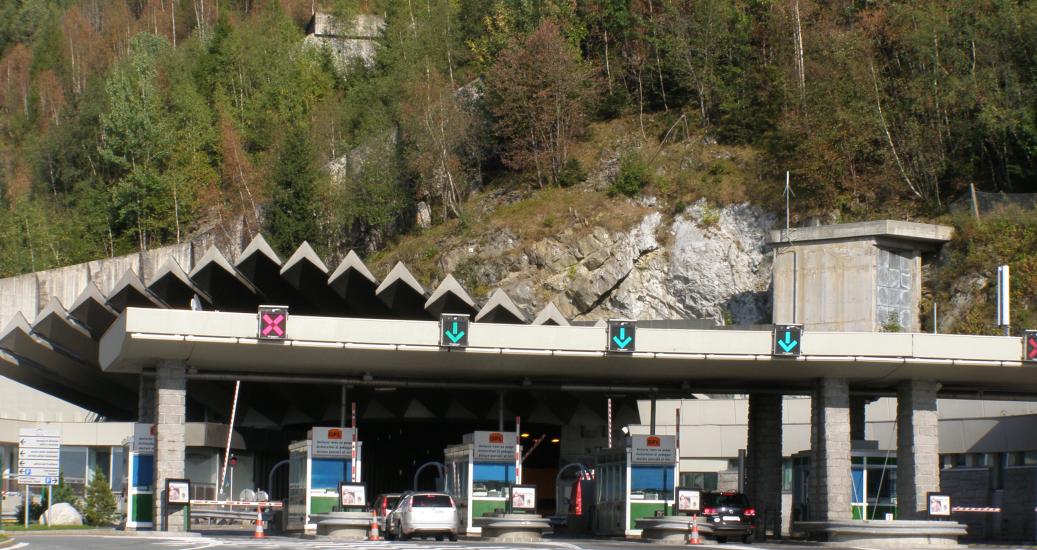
{"left": 629, "top": 502, "right": 669, "bottom": 530}
{"left": 310, "top": 495, "right": 339, "bottom": 515}
{"left": 472, "top": 498, "right": 506, "bottom": 518}
{"left": 130, "top": 493, "right": 153, "bottom": 523}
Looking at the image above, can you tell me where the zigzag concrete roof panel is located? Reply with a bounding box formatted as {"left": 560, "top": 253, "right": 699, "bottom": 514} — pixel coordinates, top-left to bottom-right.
{"left": 376, "top": 262, "right": 430, "bottom": 319}
{"left": 532, "top": 302, "right": 570, "bottom": 326}
{"left": 107, "top": 271, "right": 164, "bottom": 311}
{"left": 327, "top": 250, "right": 387, "bottom": 316}
{"left": 475, "top": 289, "right": 527, "bottom": 324}
{"left": 148, "top": 258, "right": 211, "bottom": 309}
{"left": 33, "top": 297, "right": 97, "bottom": 362}
{"left": 425, "top": 274, "right": 477, "bottom": 317}
{"left": 69, "top": 282, "right": 118, "bottom": 338}
{"left": 189, "top": 246, "right": 260, "bottom": 311}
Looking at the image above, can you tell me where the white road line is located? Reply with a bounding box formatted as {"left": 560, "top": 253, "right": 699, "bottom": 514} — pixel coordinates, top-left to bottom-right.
{"left": 7, "top": 543, "right": 30, "bottom": 550}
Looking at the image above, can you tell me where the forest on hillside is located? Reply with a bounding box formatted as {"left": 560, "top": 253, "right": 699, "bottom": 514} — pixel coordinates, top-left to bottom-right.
{"left": 1, "top": 0, "right": 1036, "bottom": 277}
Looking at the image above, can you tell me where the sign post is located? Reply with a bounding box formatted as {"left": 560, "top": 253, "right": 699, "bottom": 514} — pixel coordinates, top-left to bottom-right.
{"left": 608, "top": 319, "right": 636, "bottom": 353}
{"left": 19, "top": 427, "right": 59, "bottom": 528}
{"left": 773, "top": 324, "right": 802, "bottom": 357}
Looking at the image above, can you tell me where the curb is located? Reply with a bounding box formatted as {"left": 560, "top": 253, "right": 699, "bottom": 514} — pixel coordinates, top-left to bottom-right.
{"left": 2, "top": 528, "right": 200, "bottom": 538}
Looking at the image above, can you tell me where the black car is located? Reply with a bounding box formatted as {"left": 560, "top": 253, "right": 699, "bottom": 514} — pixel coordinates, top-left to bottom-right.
{"left": 701, "top": 491, "right": 755, "bottom": 543}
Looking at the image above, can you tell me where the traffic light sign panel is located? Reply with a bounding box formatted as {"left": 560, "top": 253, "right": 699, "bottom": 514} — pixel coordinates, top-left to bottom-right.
{"left": 773, "top": 324, "right": 802, "bottom": 356}
{"left": 441, "top": 314, "right": 469, "bottom": 347}
{"left": 258, "top": 305, "right": 288, "bottom": 340}
{"left": 608, "top": 320, "right": 636, "bottom": 353}
{"left": 1025, "top": 330, "right": 1037, "bottom": 364}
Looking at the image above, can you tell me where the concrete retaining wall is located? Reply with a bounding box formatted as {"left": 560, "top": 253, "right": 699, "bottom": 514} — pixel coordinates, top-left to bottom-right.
{"left": 0, "top": 233, "right": 235, "bottom": 329}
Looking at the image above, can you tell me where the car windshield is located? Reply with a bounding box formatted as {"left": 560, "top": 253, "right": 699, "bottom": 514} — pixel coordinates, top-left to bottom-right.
{"left": 384, "top": 496, "right": 400, "bottom": 509}
{"left": 412, "top": 494, "right": 453, "bottom": 507}
{"left": 705, "top": 493, "right": 749, "bottom": 507}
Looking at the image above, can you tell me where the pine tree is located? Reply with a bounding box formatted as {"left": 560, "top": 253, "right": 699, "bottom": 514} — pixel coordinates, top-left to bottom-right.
{"left": 263, "top": 125, "right": 323, "bottom": 257}
{"left": 84, "top": 468, "right": 118, "bottom": 526}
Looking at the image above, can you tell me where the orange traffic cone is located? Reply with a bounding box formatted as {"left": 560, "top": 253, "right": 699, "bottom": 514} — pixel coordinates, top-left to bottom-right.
{"left": 253, "top": 505, "right": 265, "bottom": 539}
{"left": 369, "top": 510, "right": 381, "bottom": 541}
{"left": 687, "top": 514, "right": 702, "bottom": 545}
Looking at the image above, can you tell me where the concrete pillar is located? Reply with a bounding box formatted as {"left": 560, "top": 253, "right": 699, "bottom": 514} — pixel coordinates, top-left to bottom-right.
{"left": 153, "top": 360, "right": 187, "bottom": 531}
{"left": 810, "top": 378, "right": 852, "bottom": 521}
{"left": 897, "top": 379, "right": 940, "bottom": 520}
{"left": 850, "top": 396, "right": 867, "bottom": 441}
{"left": 746, "top": 394, "right": 783, "bottom": 540}
{"left": 138, "top": 372, "right": 155, "bottom": 424}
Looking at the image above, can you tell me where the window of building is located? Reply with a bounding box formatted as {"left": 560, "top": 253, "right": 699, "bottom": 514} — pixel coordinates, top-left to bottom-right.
{"left": 679, "top": 472, "right": 718, "bottom": 492}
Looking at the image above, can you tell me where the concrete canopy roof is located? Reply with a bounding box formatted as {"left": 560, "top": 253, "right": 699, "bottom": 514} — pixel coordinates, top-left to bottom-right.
{"left": 475, "top": 289, "right": 527, "bottom": 324}
{"left": 767, "top": 220, "right": 954, "bottom": 247}
{"left": 98, "top": 307, "right": 1037, "bottom": 397}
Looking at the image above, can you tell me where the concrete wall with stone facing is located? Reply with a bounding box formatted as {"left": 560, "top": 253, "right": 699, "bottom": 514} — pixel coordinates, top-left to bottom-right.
{"left": 941, "top": 468, "right": 993, "bottom": 540}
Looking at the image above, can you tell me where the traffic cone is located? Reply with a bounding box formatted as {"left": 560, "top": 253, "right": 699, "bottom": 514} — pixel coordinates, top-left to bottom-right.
{"left": 687, "top": 514, "right": 702, "bottom": 545}
{"left": 253, "top": 505, "right": 265, "bottom": 539}
{"left": 369, "top": 510, "right": 381, "bottom": 541}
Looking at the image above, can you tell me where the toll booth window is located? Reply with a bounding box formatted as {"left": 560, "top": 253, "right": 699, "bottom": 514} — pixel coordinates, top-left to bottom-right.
{"left": 312, "top": 459, "right": 351, "bottom": 490}
{"left": 865, "top": 468, "right": 895, "bottom": 504}
{"left": 132, "top": 454, "right": 154, "bottom": 491}
{"left": 472, "top": 463, "right": 514, "bottom": 496}
{"left": 679, "top": 472, "right": 718, "bottom": 492}
{"left": 110, "top": 447, "right": 125, "bottom": 493}
{"left": 630, "top": 466, "right": 673, "bottom": 500}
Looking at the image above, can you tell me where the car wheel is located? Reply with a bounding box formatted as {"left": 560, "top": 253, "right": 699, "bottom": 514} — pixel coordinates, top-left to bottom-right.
{"left": 742, "top": 534, "right": 753, "bottom": 544}
{"left": 436, "top": 535, "right": 444, "bottom": 541}
{"left": 449, "top": 533, "right": 458, "bottom": 542}
{"left": 716, "top": 536, "right": 728, "bottom": 543}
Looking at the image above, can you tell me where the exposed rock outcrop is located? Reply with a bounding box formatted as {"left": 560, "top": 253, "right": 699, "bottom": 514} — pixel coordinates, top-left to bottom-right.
{"left": 453, "top": 199, "right": 776, "bottom": 324}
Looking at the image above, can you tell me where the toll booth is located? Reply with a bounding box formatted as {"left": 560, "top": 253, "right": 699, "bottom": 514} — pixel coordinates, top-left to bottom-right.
{"left": 123, "top": 424, "right": 155, "bottom": 529}
{"left": 792, "top": 441, "right": 897, "bottom": 521}
{"left": 593, "top": 435, "right": 677, "bottom": 536}
{"left": 444, "top": 431, "right": 518, "bottom": 536}
{"left": 286, "top": 427, "right": 363, "bottom": 532}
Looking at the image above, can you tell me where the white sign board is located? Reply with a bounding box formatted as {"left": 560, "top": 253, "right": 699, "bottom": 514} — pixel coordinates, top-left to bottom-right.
{"left": 19, "top": 428, "right": 60, "bottom": 485}
{"left": 630, "top": 434, "right": 677, "bottom": 464}
{"left": 472, "top": 431, "right": 517, "bottom": 461}
{"left": 312, "top": 427, "right": 355, "bottom": 459}
{"left": 124, "top": 424, "right": 155, "bottom": 454}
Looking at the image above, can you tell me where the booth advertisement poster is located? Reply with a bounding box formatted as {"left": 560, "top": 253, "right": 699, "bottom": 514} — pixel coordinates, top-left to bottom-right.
{"left": 675, "top": 487, "right": 700, "bottom": 514}
{"left": 339, "top": 482, "right": 366, "bottom": 507}
{"left": 166, "top": 479, "right": 191, "bottom": 505}
{"left": 510, "top": 485, "right": 536, "bottom": 512}
{"left": 928, "top": 492, "right": 951, "bottom": 518}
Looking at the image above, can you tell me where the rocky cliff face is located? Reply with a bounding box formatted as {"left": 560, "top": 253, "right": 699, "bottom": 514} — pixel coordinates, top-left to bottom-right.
{"left": 443, "top": 199, "right": 776, "bottom": 325}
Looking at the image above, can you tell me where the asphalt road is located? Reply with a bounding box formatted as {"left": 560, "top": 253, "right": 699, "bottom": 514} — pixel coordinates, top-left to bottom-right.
{"left": 4, "top": 534, "right": 1036, "bottom": 550}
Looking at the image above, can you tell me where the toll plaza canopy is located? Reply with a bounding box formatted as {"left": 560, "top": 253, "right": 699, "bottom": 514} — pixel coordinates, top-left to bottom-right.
{"left": 2, "top": 234, "right": 1036, "bottom": 423}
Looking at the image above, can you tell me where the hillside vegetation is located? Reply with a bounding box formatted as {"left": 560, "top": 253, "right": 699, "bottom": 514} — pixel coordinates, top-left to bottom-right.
{"left": 0, "top": 1, "right": 1035, "bottom": 333}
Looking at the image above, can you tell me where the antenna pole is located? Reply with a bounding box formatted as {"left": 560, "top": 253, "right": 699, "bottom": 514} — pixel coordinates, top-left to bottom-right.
{"left": 785, "top": 171, "right": 791, "bottom": 236}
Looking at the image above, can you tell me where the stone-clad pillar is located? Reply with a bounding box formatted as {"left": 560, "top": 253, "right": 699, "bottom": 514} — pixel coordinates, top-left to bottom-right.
{"left": 810, "top": 378, "right": 852, "bottom": 521}
{"left": 897, "top": 380, "right": 940, "bottom": 520}
{"left": 747, "top": 394, "right": 783, "bottom": 540}
{"left": 153, "top": 360, "right": 187, "bottom": 531}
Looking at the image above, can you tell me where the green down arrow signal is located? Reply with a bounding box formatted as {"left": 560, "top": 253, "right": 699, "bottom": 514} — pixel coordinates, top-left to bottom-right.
{"left": 778, "top": 330, "right": 798, "bottom": 353}
{"left": 445, "top": 321, "right": 465, "bottom": 343}
{"left": 612, "top": 327, "right": 632, "bottom": 349}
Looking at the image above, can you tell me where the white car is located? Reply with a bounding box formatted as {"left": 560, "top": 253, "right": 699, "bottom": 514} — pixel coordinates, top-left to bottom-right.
{"left": 387, "top": 492, "right": 458, "bottom": 541}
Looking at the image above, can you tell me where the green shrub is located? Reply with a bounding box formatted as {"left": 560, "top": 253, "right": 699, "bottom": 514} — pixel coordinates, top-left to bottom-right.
{"left": 608, "top": 153, "right": 651, "bottom": 197}
{"left": 557, "top": 157, "right": 587, "bottom": 188}
{"left": 84, "top": 468, "right": 118, "bottom": 526}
